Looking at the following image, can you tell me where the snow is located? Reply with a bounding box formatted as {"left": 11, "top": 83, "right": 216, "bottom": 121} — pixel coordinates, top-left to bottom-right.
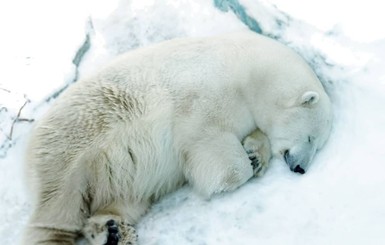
{"left": 1, "top": 0, "right": 385, "bottom": 244}
{"left": 268, "top": 0, "right": 385, "bottom": 42}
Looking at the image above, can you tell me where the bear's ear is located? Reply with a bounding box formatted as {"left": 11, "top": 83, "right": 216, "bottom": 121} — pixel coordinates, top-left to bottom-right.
{"left": 300, "top": 91, "right": 319, "bottom": 106}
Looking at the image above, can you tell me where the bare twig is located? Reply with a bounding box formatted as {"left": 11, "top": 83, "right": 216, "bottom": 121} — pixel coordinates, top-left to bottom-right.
{"left": 0, "top": 87, "right": 11, "bottom": 93}
{"left": 17, "top": 118, "right": 34, "bottom": 123}
{"left": 9, "top": 98, "right": 34, "bottom": 140}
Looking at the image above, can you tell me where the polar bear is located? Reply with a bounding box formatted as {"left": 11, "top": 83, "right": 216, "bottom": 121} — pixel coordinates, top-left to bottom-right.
{"left": 22, "top": 31, "right": 332, "bottom": 245}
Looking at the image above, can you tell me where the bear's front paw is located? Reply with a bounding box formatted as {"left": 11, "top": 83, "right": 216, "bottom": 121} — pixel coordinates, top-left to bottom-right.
{"left": 83, "top": 215, "right": 137, "bottom": 245}
{"left": 242, "top": 129, "right": 272, "bottom": 177}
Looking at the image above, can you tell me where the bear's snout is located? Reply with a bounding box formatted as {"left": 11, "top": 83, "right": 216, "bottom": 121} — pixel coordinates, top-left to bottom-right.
{"left": 284, "top": 150, "right": 306, "bottom": 174}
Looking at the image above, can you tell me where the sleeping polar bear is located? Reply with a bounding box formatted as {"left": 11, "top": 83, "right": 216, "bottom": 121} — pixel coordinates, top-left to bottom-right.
{"left": 22, "top": 31, "right": 332, "bottom": 244}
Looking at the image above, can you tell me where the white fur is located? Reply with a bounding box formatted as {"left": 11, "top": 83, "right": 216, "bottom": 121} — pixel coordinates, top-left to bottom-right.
{"left": 22, "top": 31, "right": 332, "bottom": 244}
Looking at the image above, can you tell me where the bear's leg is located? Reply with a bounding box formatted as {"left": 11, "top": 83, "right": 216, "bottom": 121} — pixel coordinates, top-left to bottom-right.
{"left": 22, "top": 183, "right": 87, "bottom": 245}
{"left": 185, "top": 132, "right": 254, "bottom": 198}
{"left": 83, "top": 202, "right": 147, "bottom": 245}
{"left": 242, "top": 128, "right": 271, "bottom": 177}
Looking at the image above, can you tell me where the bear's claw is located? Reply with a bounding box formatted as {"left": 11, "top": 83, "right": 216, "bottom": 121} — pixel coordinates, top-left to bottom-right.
{"left": 246, "top": 149, "right": 261, "bottom": 170}
{"left": 105, "top": 220, "right": 121, "bottom": 245}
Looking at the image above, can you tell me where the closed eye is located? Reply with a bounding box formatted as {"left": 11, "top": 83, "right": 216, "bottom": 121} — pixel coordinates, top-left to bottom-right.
{"left": 308, "top": 136, "right": 313, "bottom": 143}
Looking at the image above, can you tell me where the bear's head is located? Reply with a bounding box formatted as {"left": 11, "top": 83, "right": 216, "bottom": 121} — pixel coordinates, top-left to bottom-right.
{"left": 264, "top": 90, "right": 333, "bottom": 174}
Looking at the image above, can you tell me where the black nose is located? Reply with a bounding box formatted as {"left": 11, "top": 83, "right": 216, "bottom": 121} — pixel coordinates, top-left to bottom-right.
{"left": 293, "top": 165, "right": 305, "bottom": 174}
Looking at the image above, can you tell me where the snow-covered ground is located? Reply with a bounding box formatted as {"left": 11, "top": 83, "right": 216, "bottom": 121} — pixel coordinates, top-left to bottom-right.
{"left": 1, "top": 0, "right": 385, "bottom": 244}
